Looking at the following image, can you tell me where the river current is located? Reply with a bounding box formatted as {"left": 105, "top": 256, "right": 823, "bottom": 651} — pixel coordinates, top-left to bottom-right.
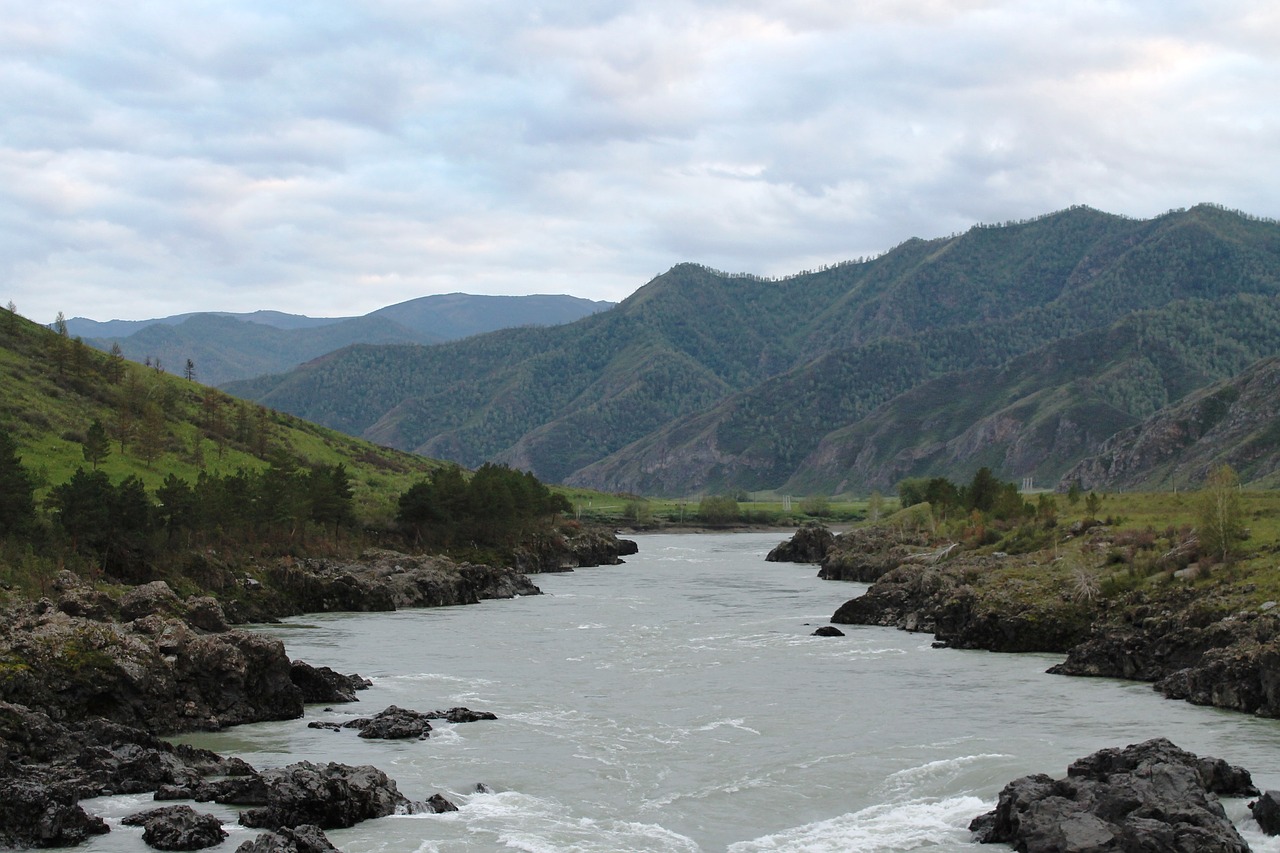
{"left": 81, "top": 532, "right": 1280, "bottom": 852}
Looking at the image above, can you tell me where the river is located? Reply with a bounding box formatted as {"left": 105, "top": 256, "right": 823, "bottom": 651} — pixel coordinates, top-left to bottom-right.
{"left": 81, "top": 532, "right": 1280, "bottom": 851}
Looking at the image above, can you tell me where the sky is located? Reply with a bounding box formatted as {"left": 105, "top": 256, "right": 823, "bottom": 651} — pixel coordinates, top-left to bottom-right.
{"left": 2, "top": 1, "right": 1278, "bottom": 324}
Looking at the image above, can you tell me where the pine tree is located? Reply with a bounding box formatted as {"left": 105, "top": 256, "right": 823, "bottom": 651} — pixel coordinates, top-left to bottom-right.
{"left": 82, "top": 419, "right": 111, "bottom": 470}
{"left": 0, "top": 430, "right": 37, "bottom": 537}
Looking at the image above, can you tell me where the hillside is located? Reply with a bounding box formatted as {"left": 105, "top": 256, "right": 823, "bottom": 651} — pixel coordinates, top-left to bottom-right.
{"left": 225, "top": 205, "right": 1280, "bottom": 495}
{"left": 0, "top": 309, "right": 442, "bottom": 523}
{"left": 76, "top": 294, "right": 613, "bottom": 386}
{"left": 1061, "top": 355, "right": 1280, "bottom": 492}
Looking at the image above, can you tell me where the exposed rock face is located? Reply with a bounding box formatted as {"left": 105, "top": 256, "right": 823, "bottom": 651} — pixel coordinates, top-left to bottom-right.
{"left": 512, "top": 526, "right": 639, "bottom": 573}
{"left": 289, "top": 662, "right": 371, "bottom": 704}
{"left": 970, "top": 738, "right": 1256, "bottom": 852}
{"left": 308, "top": 704, "right": 498, "bottom": 739}
{"left": 831, "top": 561, "right": 1092, "bottom": 653}
{"left": 0, "top": 779, "right": 109, "bottom": 848}
{"left": 348, "top": 705, "right": 434, "bottom": 740}
{"left": 1250, "top": 791, "right": 1280, "bottom": 835}
{"left": 817, "top": 527, "right": 933, "bottom": 582}
{"left": 238, "top": 762, "right": 409, "bottom": 831}
{"left": 269, "top": 550, "right": 542, "bottom": 613}
{"left": 121, "top": 805, "right": 227, "bottom": 851}
{"left": 0, "top": 602, "right": 302, "bottom": 732}
{"left": 0, "top": 701, "right": 249, "bottom": 849}
{"left": 1048, "top": 597, "right": 1280, "bottom": 717}
{"left": 765, "top": 522, "right": 835, "bottom": 564}
{"left": 235, "top": 825, "right": 339, "bottom": 853}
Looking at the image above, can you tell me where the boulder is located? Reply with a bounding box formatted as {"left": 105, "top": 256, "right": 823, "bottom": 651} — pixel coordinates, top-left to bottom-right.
{"left": 971, "top": 738, "right": 1254, "bottom": 852}
{"left": 120, "top": 581, "right": 183, "bottom": 622}
{"left": 427, "top": 707, "right": 498, "bottom": 723}
{"left": 421, "top": 794, "right": 458, "bottom": 813}
{"left": 345, "top": 705, "right": 433, "bottom": 740}
{"left": 122, "top": 805, "right": 227, "bottom": 851}
{"left": 289, "top": 661, "right": 371, "bottom": 704}
{"left": 235, "top": 825, "right": 339, "bottom": 853}
{"left": 766, "top": 522, "right": 835, "bottom": 564}
{"left": 0, "top": 778, "right": 109, "bottom": 849}
{"left": 1250, "top": 790, "right": 1280, "bottom": 835}
{"left": 238, "top": 761, "right": 409, "bottom": 830}
{"left": 812, "top": 626, "right": 845, "bottom": 637}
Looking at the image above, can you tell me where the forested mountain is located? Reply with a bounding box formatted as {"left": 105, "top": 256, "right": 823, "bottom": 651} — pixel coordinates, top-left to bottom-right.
{"left": 75, "top": 294, "right": 612, "bottom": 385}
{"left": 1061, "top": 355, "right": 1280, "bottom": 492}
{"left": 226, "top": 204, "right": 1280, "bottom": 495}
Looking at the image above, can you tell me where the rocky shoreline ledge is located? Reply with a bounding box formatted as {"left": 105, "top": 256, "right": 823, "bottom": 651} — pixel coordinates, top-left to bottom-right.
{"left": 0, "top": 530, "right": 636, "bottom": 850}
{"left": 769, "top": 522, "right": 1280, "bottom": 717}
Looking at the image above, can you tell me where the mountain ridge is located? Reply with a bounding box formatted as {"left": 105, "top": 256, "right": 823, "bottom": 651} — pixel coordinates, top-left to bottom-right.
{"left": 225, "top": 204, "right": 1280, "bottom": 495}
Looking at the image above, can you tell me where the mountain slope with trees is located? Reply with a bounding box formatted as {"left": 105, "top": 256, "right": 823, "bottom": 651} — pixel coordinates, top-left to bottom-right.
{"left": 77, "top": 294, "right": 613, "bottom": 386}
{"left": 225, "top": 205, "right": 1280, "bottom": 495}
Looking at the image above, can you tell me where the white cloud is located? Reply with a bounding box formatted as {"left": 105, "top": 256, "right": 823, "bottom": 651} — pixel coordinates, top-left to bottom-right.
{"left": 0, "top": 0, "right": 1276, "bottom": 322}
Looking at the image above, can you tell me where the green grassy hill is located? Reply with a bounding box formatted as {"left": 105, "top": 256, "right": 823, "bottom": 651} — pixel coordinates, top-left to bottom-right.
{"left": 0, "top": 310, "right": 442, "bottom": 524}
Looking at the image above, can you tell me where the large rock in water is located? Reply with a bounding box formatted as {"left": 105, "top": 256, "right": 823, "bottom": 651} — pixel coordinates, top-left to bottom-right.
{"left": 238, "top": 762, "right": 409, "bottom": 831}
{"left": 121, "top": 805, "right": 227, "bottom": 851}
{"left": 236, "top": 825, "right": 339, "bottom": 853}
{"left": 0, "top": 779, "right": 109, "bottom": 849}
{"left": 970, "top": 738, "right": 1257, "bottom": 852}
{"left": 766, "top": 522, "right": 835, "bottom": 564}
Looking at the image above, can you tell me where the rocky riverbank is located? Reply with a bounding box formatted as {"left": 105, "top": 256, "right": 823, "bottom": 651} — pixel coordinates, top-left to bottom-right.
{"left": 770, "top": 523, "right": 1280, "bottom": 718}
{"left": 0, "top": 528, "right": 636, "bottom": 849}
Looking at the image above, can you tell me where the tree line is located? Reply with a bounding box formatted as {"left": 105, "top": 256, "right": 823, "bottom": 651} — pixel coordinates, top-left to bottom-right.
{"left": 1, "top": 427, "right": 568, "bottom": 585}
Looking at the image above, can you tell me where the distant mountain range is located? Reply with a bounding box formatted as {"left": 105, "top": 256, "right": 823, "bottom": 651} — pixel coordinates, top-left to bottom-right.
{"left": 71, "top": 294, "right": 613, "bottom": 386}
{"left": 223, "top": 204, "right": 1280, "bottom": 495}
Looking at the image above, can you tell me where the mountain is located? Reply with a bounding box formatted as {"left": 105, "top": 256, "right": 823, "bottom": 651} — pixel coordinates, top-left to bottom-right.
{"left": 73, "top": 294, "right": 613, "bottom": 385}
{"left": 1060, "top": 355, "right": 1280, "bottom": 492}
{"left": 224, "top": 204, "right": 1280, "bottom": 494}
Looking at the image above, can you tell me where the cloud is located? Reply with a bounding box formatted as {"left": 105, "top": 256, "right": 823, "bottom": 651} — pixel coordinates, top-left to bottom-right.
{"left": 1, "top": 0, "right": 1277, "bottom": 322}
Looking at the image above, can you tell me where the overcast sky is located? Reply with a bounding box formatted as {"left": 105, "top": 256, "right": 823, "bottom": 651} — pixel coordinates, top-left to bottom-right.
{"left": 3, "top": 1, "right": 1277, "bottom": 323}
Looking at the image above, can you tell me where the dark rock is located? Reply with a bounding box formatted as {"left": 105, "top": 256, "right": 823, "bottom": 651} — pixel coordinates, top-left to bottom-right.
{"left": 344, "top": 705, "right": 433, "bottom": 739}
{"left": 811, "top": 626, "right": 845, "bottom": 637}
{"left": 306, "top": 721, "right": 345, "bottom": 732}
{"left": 0, "top": 778, "right": 109, "bottom": 848}
{"left": 122, "top": 805, "right": 227, "bottom": 851}
{"left": 120, "top": 581, "right": 184, "bottom": 622}
{"left": 235, "top": 825, "right": 339, "bottom": 853}
{"left": 513, "top": 527, "right": 638, "bottom": 572}
{"left": 183, "top": 597, "right": 230, "bottom": 633}
{"left": 818, "top": 527, "right": 933, "bottom": 582}
{"left": 279, "top": 551, "right": 542, "bottom": 611}
{"left": 1250, "top": 790, "right": 1280, "bottom": 835}
{"left": 971, "top": 738, "right": 1253, "bottom": 852}
{"left": 290, "top": 661, "right": 371, "bottom": 704}
{"left": 0, "top": 605, "right": 303, "bottom": 732}
{"left": 767, "top": 522, "right": 836, "bottom": 564}
{"left": 422, "top": 794, "right": 458, "bottom": 813}
{"left": 238, "top": 761, "right": 409, "bottom": 830}
{"left": 427, "top": 707, "right": 498, "bottom": 723}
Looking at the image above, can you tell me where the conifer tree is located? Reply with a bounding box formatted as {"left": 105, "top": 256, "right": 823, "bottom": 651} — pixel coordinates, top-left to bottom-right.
{"left": 82, "top": 419, "right": 111, "bottom": 470}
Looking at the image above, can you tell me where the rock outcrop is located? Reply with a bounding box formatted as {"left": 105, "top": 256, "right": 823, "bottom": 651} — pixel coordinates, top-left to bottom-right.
{"left": 238, "top": 762, "right": 409, "bottom": 831}
{"left": 289, "top": 662, "right": 371, "bottom": 704}
{"left": 308, "top": 704, "right": 498, "bottom": 739}
{"left": 818, "top": 527, "right": 934, "bottom": 582}
{"left": 0, "top": 601, "right": 302, "bottom": 733}
{"left": 121, "top": 805, "right": 228, "bottom": 851}
{"left": 512, "top": 526, "right": 639, "bottom": 573}
{"left": 1250, "top": 791, "right": 1280, "bottom": 835}
{"left": 267, "top": 550, "right": 542, "bottom": 613}
{"left": 766, "top": 522, "right": 835, "bottom": 564}
{"left": 970, "top": 738, "right": 1256, "bottom": 852}
{"left": 235, "top": 825, "right": 339, "bottom": 853}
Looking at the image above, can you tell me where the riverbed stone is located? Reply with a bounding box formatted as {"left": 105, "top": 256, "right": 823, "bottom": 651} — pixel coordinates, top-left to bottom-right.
{"left": 122, "top": 805, "right": 227, "bottom": 851}
{"left": 237, "top": 761, "right": 409, "bottom": 830}
{"left": 1250, "top": 790, "right": 1280, "bottom": 835}
{"left": 971, "top": 738, "right": 1254, "bottom": 852}
{"left": 235, "top": 825, "right": 339, "bottom": 853}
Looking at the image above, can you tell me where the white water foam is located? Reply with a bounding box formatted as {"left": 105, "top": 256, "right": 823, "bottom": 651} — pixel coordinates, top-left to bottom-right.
{"left": 726, "top": 796, "right": 988, "bottom": 852}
